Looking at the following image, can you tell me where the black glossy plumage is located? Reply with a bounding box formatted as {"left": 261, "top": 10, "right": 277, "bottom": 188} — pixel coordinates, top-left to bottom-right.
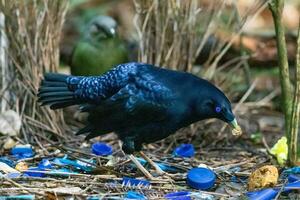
{"left": 38, "top": 62, "right": 235, "bottom": 153}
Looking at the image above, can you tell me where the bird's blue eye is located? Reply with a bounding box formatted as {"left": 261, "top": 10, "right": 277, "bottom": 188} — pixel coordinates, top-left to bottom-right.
{"left": 215, "top": 106, "right": 221, "bottom": 113}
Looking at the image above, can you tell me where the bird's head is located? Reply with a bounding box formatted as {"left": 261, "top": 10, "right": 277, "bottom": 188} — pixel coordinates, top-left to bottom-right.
{"left": 87, "top": 15, "right": 117, "bottom": 40}
{"left": 196, "top": 80, "right": 241, "bottom": 132}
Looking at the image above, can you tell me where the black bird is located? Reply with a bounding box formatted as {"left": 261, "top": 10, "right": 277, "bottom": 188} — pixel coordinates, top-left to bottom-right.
{"left": 38, "top": 62, "right": 241, "bottom": 179}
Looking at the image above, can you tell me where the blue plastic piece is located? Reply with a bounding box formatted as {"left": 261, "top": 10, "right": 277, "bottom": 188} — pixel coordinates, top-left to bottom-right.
{"left": 283, "top": 166, "right": 300, "bottom": 174}
{"left": 125, "top": 191, "right": 146, "bottom": 199}
{"left": 165, "top": 191, "right": 191, "bottom": 200}
{"left": 38, "top": 159, "right": 52, "bottom": 169}
{"left": 135, "top": 157, "right": 178, "bottom": 172}
{"left": 173, "top": 144, "right": 195, "bottom": 158}
{"left": 288, "top": 174, "right": 300, "bottom": 183}
{"left": 0, "top": 157, "right": 15, "bottom": 167}
{"left": 122, "top": 177, "right": 150, "bottom": 187}
{"left": 11, "top": 145, "right": 34, "bottom": 159}
{"left": 24, "top": 167, "right": 45, "bottom": 177}
{"left": 246, "top": 180, "right": 300, "bottom": 200}
{"left": 52, "top": 155, "right": 94, "bottom": 172}
{"left": 0, "top": 194, "right": 35, "bottom": 200}
{"left": 6, "top": 172, "right": 22, "bottom": 179}
{"left": 92, "top": 142, "right": 113, "bottom": 156}
{"left": 283, "top": 181, "right": 300, "bottom": 193}
{"left": 187, "top": 167, "right": 216, "bottom": 190}
{"left": 247, "top": 188, "right": 278, "bottom": 200}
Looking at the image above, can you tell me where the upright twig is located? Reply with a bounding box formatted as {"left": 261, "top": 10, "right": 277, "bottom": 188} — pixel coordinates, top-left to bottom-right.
{"left": 0, "top": 11, "right": 8, "bottom": 112}
{"left": 289, "top": 20, "right": 300, "bottom": 165}
{"left": 269, "top": 0, "right": 293, "bottom": 138}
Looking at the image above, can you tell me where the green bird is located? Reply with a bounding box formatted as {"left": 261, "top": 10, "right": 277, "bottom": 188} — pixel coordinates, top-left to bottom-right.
{"left": 70, "top": 15, "right": 129, "bottom": 76}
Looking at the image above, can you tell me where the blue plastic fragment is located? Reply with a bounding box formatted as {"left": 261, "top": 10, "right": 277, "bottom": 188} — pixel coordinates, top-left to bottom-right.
{"left": 24, "top": 167, "right": 45, "bottom": 177}
{"left": 52, "top": 155, "right": 94, "bottom": 172}
{"left": 247, "top": 188, "right": 278, "bottom": 200}
{"left": 5, "top": 172, "right": 22, "bottom": 179}
{"left": 122, "top": 177, "right": 150, "bottom": 187}
{"left": 136, "top": 157, "right": 178, "bottom": 172}
{"left": 173, "top": 144, "right": 195, "bottom": 158}
{"left": 0, "top": 194, "right": 35, "bottom": 200}
{"left": 282, "top": 166, "right": 300, "bottom": 174}
{"left": 0, "top": 157, "right": 15, "bottom": 167}
{"left": 125, "top": 191, "right": 146, "bottom": 199}
{"left": 165, "top": 191, "right": 191, "bottom": 200}
{"left": 11, "top": 145, "right": 34, "bottom": 159}
{"left": 187, "top": 167, "right": 216, "bottom": 190}
{"left": 48, "top": 168, "right": 77, "bottom": 177}
{"left": 92, "top": 142, "right": 113, "bottom": 156}
{"left": 38, "top": 159, "right": 52, "bottom": 169}
{"left": 86, "top": 196, "right": 101, "bottom": 200}
{"left": 246, "top": 180, "right": 300, "bottom": 200}
{"left": 288, "top": 174, "right": 300, "bottom": 183}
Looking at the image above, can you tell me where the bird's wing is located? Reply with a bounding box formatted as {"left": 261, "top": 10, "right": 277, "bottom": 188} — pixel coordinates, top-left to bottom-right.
{"left": 78, "top": 72, "right": 176, "bottom": 139}
{"left": 38, "top": 62, "right": 139, "bottom": 109}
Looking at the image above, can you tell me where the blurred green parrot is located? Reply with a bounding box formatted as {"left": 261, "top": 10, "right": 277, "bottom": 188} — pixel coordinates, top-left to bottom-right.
{"left": 70, "top": 15, "right": 129, "bottom": 76}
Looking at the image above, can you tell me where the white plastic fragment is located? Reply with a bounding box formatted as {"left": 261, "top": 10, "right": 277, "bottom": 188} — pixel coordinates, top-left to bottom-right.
{"left": 3, "top": 137, "right": 16, "bottom": 149}
{"left": 0, "top": 162, "right": 19, "bottom": 173}
{"left": 0, "top": 110, "right": 21, "bottom": 136}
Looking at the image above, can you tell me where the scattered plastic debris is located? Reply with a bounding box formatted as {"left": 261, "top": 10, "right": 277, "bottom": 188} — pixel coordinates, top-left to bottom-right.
{"left": 53, "top": 155, "right": 95, "bottom": 172}
{"left": 288, "top": 174, "right": 300, "bottom": 183}
{"left": 0, "top": 110, "right": 22, "bottom": 136}
{"left": 122, "top": 177, "right": 150, "bottom": 187}
{"left": 5, "top": 172, "right": 22, "bottom": 179}
{"left": 0, "top": 161, "right": 19, "bottom": 173}
{"left": 136, "top": 157, "right": 178, "bottom": 172}
{"left": 0, "top": 157, "right": 15, "bottom": 167}
{"left": 125, "top": 191, "right": 146, "bottom": 199}
{"left": 248, "top": 165, "right": 278, "bottom": 191}
{"left": 11, "top": 144, "right": 34, "bottom": 159}
{"left": 247, "top": 178, "right": 300, "bottom": 200}
{"left": 24, "top": 167, "right": 46, "bottom": 177}
{"left": 187, "top": 167, "right": 216, "bottom": 190}
{"left": 38, "top": 159, "right": 52, "bottom": 169}
{"left": 165, "top": 191, "right": 191, "bottom": 200}
{"left": 270, "top": 136, "right": 288, "bottom": 166}
{"left": 0, "top": 194, "right": 35, "bottom": 200}
{"left": 15, "top": 161, "right": 28, "bottom": 171}
{"left": 173, "top": 144, "right": 195, "bottom": 158}
{"left": 92, "top": 142, "right": 113, "bottom": 156}
{"left": 282, "top": 166, "right": 300, "bottom": 175}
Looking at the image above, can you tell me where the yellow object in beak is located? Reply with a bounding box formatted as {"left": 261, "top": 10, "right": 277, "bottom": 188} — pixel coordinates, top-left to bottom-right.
{"left": 229, "top": 118, "right": 242, "bottom": 136}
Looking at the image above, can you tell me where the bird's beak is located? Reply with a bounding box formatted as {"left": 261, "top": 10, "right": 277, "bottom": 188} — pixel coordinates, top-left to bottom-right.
{"left": 229, "top": 118, "right": 239, "bottom": 129}
{"left": 228, "top": 118, "right": 242, "bottom": 136}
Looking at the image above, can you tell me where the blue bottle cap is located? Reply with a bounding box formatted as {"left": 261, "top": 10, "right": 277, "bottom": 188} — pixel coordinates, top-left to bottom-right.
{"left": 91, "top": 142, "right": 113, "bottom": 156}
{"left": 165, "top": 191, "right": 191, "bottom": 200}
{"left": 246, "top": 188, "right": 278, "bottom": 200}
{"left": 173, "top": 144, "right": 195, "bottom": 158}
{"left": 187, "top": 167, "right": 216, "bottom": 190}
{"left": 11, "top": 145, "right": 34, "bottom": 159}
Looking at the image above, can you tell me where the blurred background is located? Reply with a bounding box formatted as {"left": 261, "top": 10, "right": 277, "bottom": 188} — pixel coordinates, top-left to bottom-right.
{"left": 58, "top": 0, "right": 300, "bottom": 147}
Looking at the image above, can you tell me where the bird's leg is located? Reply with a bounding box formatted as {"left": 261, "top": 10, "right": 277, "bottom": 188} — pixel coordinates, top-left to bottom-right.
{"left": 128, "top": 154, "right": 154, "bottom": 180}
{"left": 139, "top": 151, "right": 165, "bottom": 175}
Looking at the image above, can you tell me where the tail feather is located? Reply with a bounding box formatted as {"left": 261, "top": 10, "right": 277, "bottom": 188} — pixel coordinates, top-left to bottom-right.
{"left": 38, "top": 73, "right": 81, "bottom": 109}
